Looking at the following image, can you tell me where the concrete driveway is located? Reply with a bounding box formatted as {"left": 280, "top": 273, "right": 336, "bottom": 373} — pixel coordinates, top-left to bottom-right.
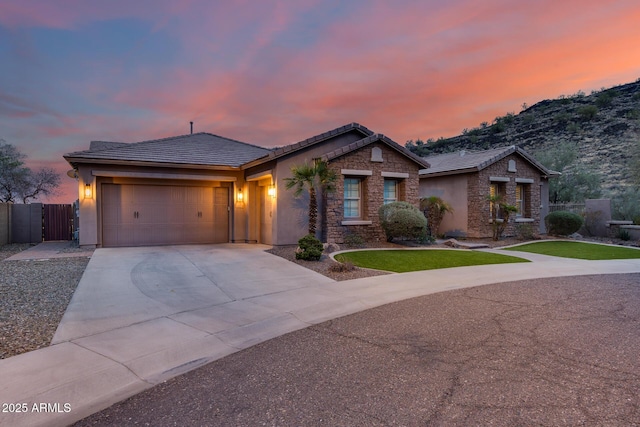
{"left": 52, "top": 244, "right": 336, "bottom": 346}
{"left": 2, "top": 243, "right": 640, "bottom": 427}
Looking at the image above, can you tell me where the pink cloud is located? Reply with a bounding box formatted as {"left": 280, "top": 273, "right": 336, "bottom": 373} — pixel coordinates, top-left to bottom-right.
{"left": 12, "top": 0, "right": 637, "bottom": 158}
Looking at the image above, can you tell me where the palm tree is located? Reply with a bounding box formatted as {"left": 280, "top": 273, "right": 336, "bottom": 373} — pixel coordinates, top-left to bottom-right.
{"left": 486, "top": 194, "right": 517, "bottom": 240}
{"left": 284, "top": 160, "right": 337, "bottom": 235}
{"left": 420, "top": 196, "right": 454, "bottom": 238}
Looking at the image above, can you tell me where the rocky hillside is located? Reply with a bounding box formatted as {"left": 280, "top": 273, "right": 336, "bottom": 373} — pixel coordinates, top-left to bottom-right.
{"left": 408, "top": 79, "right": 640, "bottom": 195}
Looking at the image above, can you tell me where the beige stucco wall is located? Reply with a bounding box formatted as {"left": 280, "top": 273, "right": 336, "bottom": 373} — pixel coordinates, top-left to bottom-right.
{"left": 419, "top": 174, "right": 468, "bottom": 237}
{"left": 268, "top": 131, "right": 368, "bottom": 246}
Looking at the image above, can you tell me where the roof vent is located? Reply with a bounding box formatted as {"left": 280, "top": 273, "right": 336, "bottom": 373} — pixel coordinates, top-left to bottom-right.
{"left": 190, "top": 121, "right": 193, "bottom": 134}
{"left": 460, "top": 150, "right": 465, "bottom": 157}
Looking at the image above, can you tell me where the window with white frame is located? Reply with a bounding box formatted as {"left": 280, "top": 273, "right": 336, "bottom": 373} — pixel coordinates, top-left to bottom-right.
{"left": 383, "top": 179, "right": 397, "bottom": 204}
{"left": 344, "top": 178, "right": 361, "bottom": 218}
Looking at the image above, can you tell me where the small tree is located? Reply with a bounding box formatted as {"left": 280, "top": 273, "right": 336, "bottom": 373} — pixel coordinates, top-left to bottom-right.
{"left": 420, "top": 196, "right": 453, "bottom": 238}
{"left": 284, "top": 160, "right": 337, "bottom": 235}
{"left": 487, "top": 194, "right": 517, "bottom": 240}
{"left": 534, "top": 142, "right": 601, "bottom": 203}
{"left": 0, "top": 139, "right": 60, "bottom": 203}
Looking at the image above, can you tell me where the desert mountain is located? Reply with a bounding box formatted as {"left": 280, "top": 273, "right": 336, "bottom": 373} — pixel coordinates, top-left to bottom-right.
{"left": 407, "top": 79, "right": 640, "bottom": 196}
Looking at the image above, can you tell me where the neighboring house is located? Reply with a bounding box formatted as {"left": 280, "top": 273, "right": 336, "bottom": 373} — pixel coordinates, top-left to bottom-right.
{"left": 64, "top": 123, "right": 429, "bottom": 248}
{"left": 419, "top": 146, "right": 559, "bottom": 238}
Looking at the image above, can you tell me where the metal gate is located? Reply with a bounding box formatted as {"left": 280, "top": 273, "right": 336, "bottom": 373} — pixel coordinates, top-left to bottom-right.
{"left": 43, "top": 204, "right": 73, "bottom": 241}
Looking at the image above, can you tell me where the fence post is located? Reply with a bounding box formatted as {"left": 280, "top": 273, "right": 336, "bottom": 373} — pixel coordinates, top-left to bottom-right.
{"left": 0, "top": 203, "right": 11, "bottom": 245}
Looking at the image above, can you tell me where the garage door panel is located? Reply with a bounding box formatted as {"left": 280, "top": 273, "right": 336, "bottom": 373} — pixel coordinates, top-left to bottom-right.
{"left": 102, "top": 183, "right": 229, "bottom": 247}
{"left": 213, "top": 187, "right": 229, "bottom": 243}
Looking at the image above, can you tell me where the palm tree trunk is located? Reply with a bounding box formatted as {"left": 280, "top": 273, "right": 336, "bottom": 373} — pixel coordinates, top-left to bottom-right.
{"left": 309, "top": 187, "right": 317, "bottom": 235}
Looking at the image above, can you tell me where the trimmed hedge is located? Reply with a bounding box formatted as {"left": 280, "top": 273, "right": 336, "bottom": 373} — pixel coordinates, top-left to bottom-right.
{"left": 545, "top": 211, "right": 584, "bottom": 236}
{"left": 296, "top": 234, "right": 324, "bottom": 261}
{"left": 378, "top": 201, "right": 427, "bottom": 242}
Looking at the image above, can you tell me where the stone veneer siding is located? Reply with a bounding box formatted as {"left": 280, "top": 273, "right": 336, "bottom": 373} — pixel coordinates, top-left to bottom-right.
{"left": 325, "top": 143, "right": 421, "bottom": 244}
{"left": 467, "top": 153, "right": 543, "bottom": 238}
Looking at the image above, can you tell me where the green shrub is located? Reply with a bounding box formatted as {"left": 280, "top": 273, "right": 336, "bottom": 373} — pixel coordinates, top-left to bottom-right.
{"left": 545, "top": 211, "right": 584, "bottom": 236}
{"left": 295, "top": 234, "right": 324, "bottom": 261}
{"left": 343, "top": 233, "right": 365, "bottom": 248}
{"left": 625, "top": 109, "right": 640, "bottom": 120}
{"left": 515, "top": 223, "right": 536, "bottom": 240}
{"left": 617, "top": 228, "right": 631, "bottom": 241}
{"left": 378, "top": 202, "right": 427, "bottom": 242}
{"left": 567, "top": 122, "right": 581, "bottom": 134}
{"left": 578, "top": 105, "right": 598, "bottom": 120}
{"left": 612, "top": 188, "right": 640, "bottom": 221}
{"left": 596, "top": 92, "right": 613, "bottom": 108}
{"left": 328, "top": 260, "right": 356, "bottom": 273}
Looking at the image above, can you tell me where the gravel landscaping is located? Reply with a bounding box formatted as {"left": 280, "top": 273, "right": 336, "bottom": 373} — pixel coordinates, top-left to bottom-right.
{"left": 0, "top": 244, "right": 90, "bottom": 359}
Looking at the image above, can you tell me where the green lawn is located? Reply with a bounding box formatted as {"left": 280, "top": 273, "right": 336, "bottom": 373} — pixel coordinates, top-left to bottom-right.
{"left": 334, "top": 249, "right": 529, "bottom": 273}
{"left": 504, "top": 241, "right": 640, "bottom": 260}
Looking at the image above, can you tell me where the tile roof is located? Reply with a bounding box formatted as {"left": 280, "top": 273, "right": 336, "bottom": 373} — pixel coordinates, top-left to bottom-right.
{"left": 320, "top": 133, "right": 431, "bottom": 168}
{"left": 88, "top": 141, "right": 129, "bottom": 151}
{"left": 65, "top": 133, "right": 272, "bottom": 168}
{"left": 264, "top": 122, "right": 373, "bottom": 160}
{"left": 419, "top": 145, "right": 558, "bottom": 177}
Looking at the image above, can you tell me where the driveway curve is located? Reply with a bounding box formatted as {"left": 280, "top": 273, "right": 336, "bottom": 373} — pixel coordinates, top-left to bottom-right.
{"left": 76, "top": 273, "right": 640, "bottom": 426}
{"left": 2, "top": 244, "right": 640, "bottom": 427}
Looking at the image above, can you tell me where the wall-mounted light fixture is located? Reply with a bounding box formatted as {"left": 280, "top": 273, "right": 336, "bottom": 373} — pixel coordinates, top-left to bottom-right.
{"left": 84, "top": 183, "right": 93, "bottom": 199}
{"left": 236, "top": 187, "right": 244, "bottom": 203}
{"left": 267, "top": 185, "right": 276, "bottom": 198}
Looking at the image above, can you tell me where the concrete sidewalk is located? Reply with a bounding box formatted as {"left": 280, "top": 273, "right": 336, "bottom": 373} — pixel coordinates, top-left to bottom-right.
{"left": 4, "top": 241, "right": 94, "bottom": 261}
{"left": 2, "top": 244, "right": 640, "bottom": 427}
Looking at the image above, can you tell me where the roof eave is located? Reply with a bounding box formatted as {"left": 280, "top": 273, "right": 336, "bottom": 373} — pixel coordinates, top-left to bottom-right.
{"left": 64, "top": 156, "right": 241, "bottom": 171}
{"left": 240, "top": 153, "right": 275, "bottom": 170}
{"left": 244, "top": 123, "right": 374, "bottom": 168}
{"left": 321, "top": 134, "right": 430, "bottom": 169}
{"left": 419, "top": 167, "right": 478, "bottom": 178}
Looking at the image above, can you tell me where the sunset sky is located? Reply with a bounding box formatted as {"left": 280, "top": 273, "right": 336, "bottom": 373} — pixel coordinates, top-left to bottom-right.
{"left": 1, "top": 0, "right": 639, "bottom": 203}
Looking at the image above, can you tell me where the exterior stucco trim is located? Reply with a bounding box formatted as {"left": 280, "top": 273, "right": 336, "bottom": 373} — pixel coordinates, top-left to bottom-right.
{"left": 246, "top": 170, "right": 273, "bottom": 181}
{"left": 341, "top": 169, "right": 373, "bottom": 176}
{"left": 91, "top": 170, "right": 238, "bottom": 181}
{"left": 341, "top": 220, "right": 373, "bottom": 226}
{"left": 381, "top": 171, "right": 409, "bottom": 178}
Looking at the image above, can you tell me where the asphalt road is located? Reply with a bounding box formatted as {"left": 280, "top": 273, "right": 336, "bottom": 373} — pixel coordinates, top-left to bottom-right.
{"left": 75, "top": 273, "right": 640, "bottom": 426}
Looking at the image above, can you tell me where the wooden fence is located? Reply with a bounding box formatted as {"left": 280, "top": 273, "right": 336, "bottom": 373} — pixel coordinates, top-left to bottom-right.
{"left": 43, "top": 204, "right": 74, "bottom": 241}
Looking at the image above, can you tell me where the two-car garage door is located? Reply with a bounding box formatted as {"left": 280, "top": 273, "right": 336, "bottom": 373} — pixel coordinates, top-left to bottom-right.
{"left": 102, "top": 184, "right": 229, "bottom": 247}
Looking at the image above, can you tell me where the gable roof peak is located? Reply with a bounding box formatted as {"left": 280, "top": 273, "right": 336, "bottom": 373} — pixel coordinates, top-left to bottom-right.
{"left": 320, "top": 133, "right": 430, "bottom": 168}
{"left": 258, "top": 122, "right": 375, "bottom": 162}
{"left": 420, "top": 144, "right": 556, "bottom": 177}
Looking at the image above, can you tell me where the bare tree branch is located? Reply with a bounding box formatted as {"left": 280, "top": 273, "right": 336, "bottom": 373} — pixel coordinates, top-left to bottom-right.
{"left": 0, "top": 139, "right": 61, "bottom": 203}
